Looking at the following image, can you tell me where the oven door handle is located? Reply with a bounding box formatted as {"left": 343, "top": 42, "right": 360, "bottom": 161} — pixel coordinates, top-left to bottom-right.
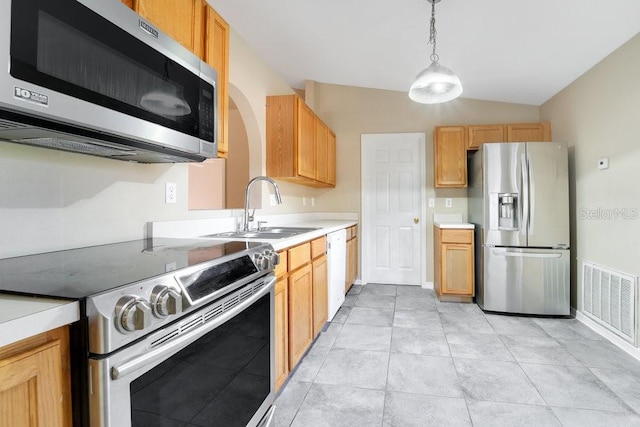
{"left": 111, "top": 278, "right": 274, "bottom": 380}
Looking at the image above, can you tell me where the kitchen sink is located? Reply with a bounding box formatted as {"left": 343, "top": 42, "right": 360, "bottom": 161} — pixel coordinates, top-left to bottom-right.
{"left": 203, "top": 227, "right": 319, "bottom": 240}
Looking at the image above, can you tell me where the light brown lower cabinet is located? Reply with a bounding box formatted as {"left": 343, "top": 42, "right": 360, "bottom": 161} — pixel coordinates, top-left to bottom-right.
{"left": 287, "top": 263, "right": 314, "bottom": 370}
{"left": 434, "top": 227, "right": 475, "bottom": 303}
{"left": 274, "top": 276, "right": 289, "bottom": 391}
{"left": 273, "top": 234, "right": 331, "bottom": 389}
{"left": 345, "top": 225, "right": 358, "bottom": 292}
{"left": 312, "top": 255, "right": 328, "bottom": 337}
{"left": 0, "top": 326, "right": 72, "bottom": 427}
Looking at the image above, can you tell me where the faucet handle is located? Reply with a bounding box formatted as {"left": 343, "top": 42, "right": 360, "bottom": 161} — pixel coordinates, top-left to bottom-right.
{"left": 257, "top": 221, "right": 268, "bottom": 231}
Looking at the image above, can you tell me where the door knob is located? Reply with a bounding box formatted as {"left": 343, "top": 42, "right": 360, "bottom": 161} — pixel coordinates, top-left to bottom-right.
{"left": 413, "top": 217, "right": 420, "bottom": 224}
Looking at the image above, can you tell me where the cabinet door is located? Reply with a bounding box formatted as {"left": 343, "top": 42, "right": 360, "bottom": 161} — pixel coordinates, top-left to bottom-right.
{"left": 441, "top": 243, "right": 474, "bottom": 295}
{"left": 296, "top": 100, "right": 316, "bottom": 180}
{"left": 274, "top": 277, "right": 288, "bottom": 390}
{"left": 434, "top": 227, "right": 442, "bottom": 294}
{"left": 132, "top": 0, "right": 205, "bottom": 58}
{"left": 315, "top": 119, "right": 329, "bottom": 183}
{"left": 434, "top": 126, "right": 467, "bottom": 187}
{"left": 327, "top": 130, "right": 337, "bottom": 186}
{"left": 0, "top": 342, "right": 65, "bottom": 427}
{"left": 467, "top": 125, "right": 506, "bottom": 149}
{"left": 288, "top": 264, "right": 313, "bottom": 369}
{"left": 266, "top": 95, "right": 296, "bottom": 178}
{"left": 345, "top": 237, "right": 358, "bottom": 293}
{"left": 507, "top": 122, "right": 551, "bottom": 142}
{"left": 204, "top": 6, "right": 229, "bottom": 157}
{"left": 351, "top": 237, "right": 358, "bottom": 286}
{"left": 312, "top": 255, "right": 328, "bottom": 337}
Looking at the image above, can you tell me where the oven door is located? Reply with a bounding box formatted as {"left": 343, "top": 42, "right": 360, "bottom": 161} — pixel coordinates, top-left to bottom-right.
{"left": 89, "top": 276, "right": 275, "bottom": 427}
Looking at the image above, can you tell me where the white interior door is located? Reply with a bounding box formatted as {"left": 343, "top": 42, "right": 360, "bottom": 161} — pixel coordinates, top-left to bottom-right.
{"left": 361, "top": 133, "right": 426, "bottom": 286}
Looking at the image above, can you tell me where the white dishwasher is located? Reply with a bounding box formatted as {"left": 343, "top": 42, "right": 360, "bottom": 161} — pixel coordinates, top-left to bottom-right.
{"left": 326, "top": 229, "right": 347, "bottom": 321}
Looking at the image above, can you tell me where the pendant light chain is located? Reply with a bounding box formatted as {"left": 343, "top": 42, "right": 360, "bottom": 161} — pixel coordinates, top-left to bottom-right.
{"left": 429, "top": 0, "right": 439, "bottom": 64}
{"left": 409, "top": 0, "right": 462, "bottom": 104}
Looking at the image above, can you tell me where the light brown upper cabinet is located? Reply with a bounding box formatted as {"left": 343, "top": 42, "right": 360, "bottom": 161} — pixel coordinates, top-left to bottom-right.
{"left": 266, "top": 95, "right": 337, "bottom": 188}
{"left": 507, "top": 122, "right": 551, "bottom": 142}
{"left": 327, "top": 130, "right": 337, "bottom": 186}
{"left": 129, "top": 0, "right": 205, "bottom": 57}
{"left": 434, "top": 122, "right": 551, "bottom": 188}
{"left": 124, "top": 0, "right": 230, "bottom": 159}
{"left": 316, "top": 120, "right": 329, "bottom": 183}
{"left": 467, "top": 125, "right": 506, "bottom": 149}
{"left": 204, "top": 7, "right": 230, "bottom": 158}
{"left": 434, "top": 126, "right": 467, "bottom": 188}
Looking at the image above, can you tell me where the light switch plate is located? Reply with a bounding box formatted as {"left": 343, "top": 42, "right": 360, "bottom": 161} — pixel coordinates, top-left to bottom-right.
{"left": 428, "top": 198, "right": 435, "bottom": 208}
{"left": 445, "top": 198, "right": 452, "bottom": 208}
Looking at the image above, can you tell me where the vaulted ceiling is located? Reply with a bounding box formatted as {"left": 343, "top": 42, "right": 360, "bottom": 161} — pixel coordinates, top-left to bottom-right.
{"left": 208, "top": 0, "right": 640, "bottom": 106}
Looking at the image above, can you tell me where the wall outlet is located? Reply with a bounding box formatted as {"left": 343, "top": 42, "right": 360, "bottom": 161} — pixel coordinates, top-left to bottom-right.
{"left": 302, "top": 197, "right": 307, "bottom": 206}
{"left": 165, "top": 182, "right": 177, "bottom": 204}
{"left": 445, "top": 198, "right": 452, "bottom": 208}
{"left": 428, "top": 198, "right": 435, "bottom": 208}
{"left": 311, "top": 197, "right": 315, "bottom": 207}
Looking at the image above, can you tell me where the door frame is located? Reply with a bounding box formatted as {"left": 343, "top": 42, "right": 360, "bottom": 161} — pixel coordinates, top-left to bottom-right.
{"left": 360, "top": 132, "right": 428, "bottom": 287}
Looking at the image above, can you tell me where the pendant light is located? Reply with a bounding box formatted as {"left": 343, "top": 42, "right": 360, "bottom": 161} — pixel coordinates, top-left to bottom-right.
{"left": 409, "top": 0, "right": 462, "bottom": 104}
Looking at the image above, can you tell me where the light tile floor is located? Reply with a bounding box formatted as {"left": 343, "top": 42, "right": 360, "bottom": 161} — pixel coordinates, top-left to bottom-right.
{"left": 274, "top": 284, "right": 640, "bottom": 426}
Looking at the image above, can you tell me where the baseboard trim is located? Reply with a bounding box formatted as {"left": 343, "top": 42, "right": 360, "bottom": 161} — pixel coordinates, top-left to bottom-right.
{"left": 423, "top": 281, "right": 434, "bottom": 290}
{"left": 575, "top": 310, "right": 640, "bottom": 363}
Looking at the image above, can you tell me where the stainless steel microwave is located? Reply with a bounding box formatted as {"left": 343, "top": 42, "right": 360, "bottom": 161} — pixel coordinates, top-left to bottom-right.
{"left": 0, "top": 0, "right": 218, "bottom": 163}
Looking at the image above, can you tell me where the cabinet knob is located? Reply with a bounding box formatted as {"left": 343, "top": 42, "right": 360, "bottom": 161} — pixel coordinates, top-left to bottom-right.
{"left": 413, "top": 217, "right": 420, "bottom": 224}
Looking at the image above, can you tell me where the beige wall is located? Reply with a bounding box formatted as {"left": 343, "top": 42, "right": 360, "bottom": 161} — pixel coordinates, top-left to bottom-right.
{"left": 541, "top": 33, "right": 640, "bottom": 309}
{"left": 0, "top": 29, "right": 296, "bottom": 258}
{"left": 310, "top": 83, "right": 540, "bottom": 282}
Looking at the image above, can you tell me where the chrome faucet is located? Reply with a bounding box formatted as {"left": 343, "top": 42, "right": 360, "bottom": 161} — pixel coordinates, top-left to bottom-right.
{"left": 243, "top": 176, "right": 283, "bottom": 231}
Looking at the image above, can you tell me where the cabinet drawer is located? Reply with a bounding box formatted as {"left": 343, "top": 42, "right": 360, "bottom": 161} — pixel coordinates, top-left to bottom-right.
{"left": 275, "top": 250, "right": 288, "bottom": 278}
{"left": 440, "top": 229, "right": 473, "bottom": 244}
{"left": 311, "top": 236, "right": 326, "bottom": 259}
{"left": 288, "top": 242, "right": 311, "bottom": 271}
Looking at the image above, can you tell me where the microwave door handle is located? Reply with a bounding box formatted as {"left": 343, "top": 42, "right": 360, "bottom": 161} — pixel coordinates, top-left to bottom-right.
{"left": 111, "top": 278, "right": 274, "bottom": 380}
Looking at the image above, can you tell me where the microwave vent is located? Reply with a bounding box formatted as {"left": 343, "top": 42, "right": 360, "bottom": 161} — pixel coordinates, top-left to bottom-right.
{"left": 17, "top": 137, "right": 137, "bottom": 157}
{"left": 0, "top": 118, "right": 30, "bottom": 131}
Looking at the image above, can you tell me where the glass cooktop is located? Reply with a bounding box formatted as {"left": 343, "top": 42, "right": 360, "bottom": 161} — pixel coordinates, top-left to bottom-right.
{"left": 0, "top": 238, "right": 263, "bottom": 300}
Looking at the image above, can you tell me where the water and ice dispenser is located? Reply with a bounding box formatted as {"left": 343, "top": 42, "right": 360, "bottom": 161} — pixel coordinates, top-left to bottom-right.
{"left": 490, "top": 192, "right": 519, "bottom": 230}
{"left": 498, "top": 193, "right": 518, "bottom": 230}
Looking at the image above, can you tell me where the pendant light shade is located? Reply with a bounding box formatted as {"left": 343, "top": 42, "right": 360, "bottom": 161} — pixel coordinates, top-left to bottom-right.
{"left": 409, "top": 61, "right": 462, "bottom": 104}
{"left": 409, "top": 0, "right": 462, "bottom": 104}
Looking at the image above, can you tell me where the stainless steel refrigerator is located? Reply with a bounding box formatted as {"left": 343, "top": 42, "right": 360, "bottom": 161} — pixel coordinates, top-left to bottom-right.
{"left": 468, "top": 142, "right": 570, "bottom": 315}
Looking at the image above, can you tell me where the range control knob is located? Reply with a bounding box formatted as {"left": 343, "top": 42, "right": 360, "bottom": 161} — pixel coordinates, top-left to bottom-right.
{"left": 151, "top": 286, "right": 182, "bottom": 318}
{"left": 255, "top": 254, "right": 270, "bottom": 271}
{"left": 116, "top": 296, "right": 151, "bottom": 333}
{"left": 265, "top": 250, "right": 280, "bottom": 267}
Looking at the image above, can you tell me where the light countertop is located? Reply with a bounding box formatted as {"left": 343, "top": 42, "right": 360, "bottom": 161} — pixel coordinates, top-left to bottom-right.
{"left": 434, "top": 222, "right": 475, "bottom": 230}
{"left": 199, "top": 219, "right": 358, "bottom": 251}
{"left": 0, "top": 294, "right": 79, "bottom": 348}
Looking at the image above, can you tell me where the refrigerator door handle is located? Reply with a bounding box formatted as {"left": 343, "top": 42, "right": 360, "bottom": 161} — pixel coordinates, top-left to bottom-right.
{"left": 492, "top": 249, "right": 562, "bottom": 259}
{"left": 520, "top": 153, "right": 530, "bottom": 239}
{"left": 527, "top": 152, "right": 535, "bottom": 236}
